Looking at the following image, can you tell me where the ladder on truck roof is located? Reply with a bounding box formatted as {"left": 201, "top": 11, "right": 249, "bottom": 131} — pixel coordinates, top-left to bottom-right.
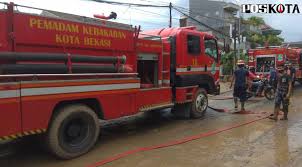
{"left": 8, "top": 2, "right": 134, "bottom": 31}
{"left": 255, "top": 46, "right": 281, "bottom": 49}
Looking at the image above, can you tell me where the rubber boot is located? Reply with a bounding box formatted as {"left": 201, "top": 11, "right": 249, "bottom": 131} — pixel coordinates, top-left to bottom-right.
{"left": 234, "top": 97, "right": 238, "bottom": 109}
{"left": 240, "top": 102, "right": 246, "bottom": 112}
{"left": 281, "top": 106, "right": 288, "bottom": 120}
{"left": 269, "top": 107, "right": 279, "bottom": 121}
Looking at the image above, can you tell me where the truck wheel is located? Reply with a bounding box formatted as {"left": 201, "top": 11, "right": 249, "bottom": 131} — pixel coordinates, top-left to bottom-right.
{"left": 0, "top": 139, "right": 16, "bottom": 158}
{"left": 46, "top": 104, "right": 100, "bottom": 159}
{"left": 191, "top": 88, "right": 208, "bottom": 118}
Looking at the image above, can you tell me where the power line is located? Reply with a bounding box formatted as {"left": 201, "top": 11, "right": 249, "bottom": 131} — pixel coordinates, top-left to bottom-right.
{"left": 173, "top": 7, "right": 230, "bottom": 37}
{"left": 136, "top": 0, "right": 169, "bottom": 6}
{"left": 88, "top": 0, "right": 230, "bottom": 37}
{"left": 131, "top": 7, "right": 179, "bottom": 20}
{"left": 118, "top": 17, "right": 169, "bottom": 25}
{"left": 88, "top": 0, "right": 169, "bottom": 7}
{"left": 173, "top": 6, "right": 235, "bottom": 24}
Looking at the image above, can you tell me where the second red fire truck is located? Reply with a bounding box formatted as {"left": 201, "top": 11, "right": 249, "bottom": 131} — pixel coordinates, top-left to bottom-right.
{"left": 248, "top": 46, "right": 302, "bottom": 83}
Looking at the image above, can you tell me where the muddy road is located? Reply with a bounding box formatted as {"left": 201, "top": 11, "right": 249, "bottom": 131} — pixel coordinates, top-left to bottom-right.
{"left": 2, "top": 85, "right": 302, "bottom": 167}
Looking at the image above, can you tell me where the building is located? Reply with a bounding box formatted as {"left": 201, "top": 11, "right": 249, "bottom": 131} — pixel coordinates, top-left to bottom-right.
{"left": 282, "top": 41, "right": 302, "bottom": 48}
{"left": 259, "top": 24, "right": 281, "bottom": 36}
{"left": 188, "top": 0, "right": 240, "bottom": 50}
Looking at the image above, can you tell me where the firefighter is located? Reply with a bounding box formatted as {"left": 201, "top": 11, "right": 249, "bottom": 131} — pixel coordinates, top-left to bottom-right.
{"left": 269, "top": 65, "right": 292, "bottom": 121}
{"left": 269, "top": 65, "right": 277, "bottom": 90}
{"left": 288, "top": 63, "right": 296, "bottom": 87}
{"left": 230, "top": 60, "right": 249, "bottom": 111}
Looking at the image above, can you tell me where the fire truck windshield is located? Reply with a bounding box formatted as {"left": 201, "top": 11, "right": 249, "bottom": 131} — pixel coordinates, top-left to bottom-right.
{"left": 256, "top": 56, "right": 275, "bottom": 73}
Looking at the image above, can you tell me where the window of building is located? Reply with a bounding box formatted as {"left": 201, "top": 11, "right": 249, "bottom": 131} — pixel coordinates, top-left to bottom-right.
{"left": 205, "top": 39, "right": 218, "bottom": 61}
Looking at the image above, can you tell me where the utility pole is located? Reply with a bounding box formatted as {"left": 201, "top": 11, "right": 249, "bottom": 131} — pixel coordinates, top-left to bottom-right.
{"left": 237, "top": 16, "right": 241, "bottom": 60}
{"left": 169, "top": 2, "right": 172, "bottom": 28}
{"left": 233, "top": 21, "right": 237, "bottom": 71}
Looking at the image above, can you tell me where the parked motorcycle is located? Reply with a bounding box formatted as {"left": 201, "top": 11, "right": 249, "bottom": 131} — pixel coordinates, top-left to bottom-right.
{"left": 247, "top": 78, "right": 275, "bottom": 100}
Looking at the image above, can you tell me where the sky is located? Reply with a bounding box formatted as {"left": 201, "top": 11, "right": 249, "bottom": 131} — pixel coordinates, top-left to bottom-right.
{"left": 1, "top": 0, "right": 301, "bottom": 42}
{"left": 239, "top": 0, "right": 302, "bottom": 42}
{"left": 1, "top": 0, "right": 185, "bottom": 30}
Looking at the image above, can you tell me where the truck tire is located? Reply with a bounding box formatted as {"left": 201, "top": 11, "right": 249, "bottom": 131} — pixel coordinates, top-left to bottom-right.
{"left": 191, "top": 88, "right": 208, "bottom": 118}
{"left": 46, "top": 104, "right": 100, "bottom": 159}
{"left": 0, "top": 139, "right": 16, "bottom": 158}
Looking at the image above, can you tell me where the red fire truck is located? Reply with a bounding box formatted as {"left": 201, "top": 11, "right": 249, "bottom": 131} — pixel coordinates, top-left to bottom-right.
{"left": 285, "top": 47, "right": 302, "bottom": 83}
{"left": 248, "top": 46, "right": 287, "bottom": 75}
{"left": 0, "top": 3, "right": 220, "bottom": 159}
{"left": 248, "top": 46, "right": 302, "bottom": 82}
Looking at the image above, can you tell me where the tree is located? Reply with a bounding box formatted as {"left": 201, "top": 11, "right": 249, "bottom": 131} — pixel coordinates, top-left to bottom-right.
{"left": 247, "top": 16, "right": 265, "bottom": 26}
{"left": 221, "top": 51, "right": 248, "bottom": 75}
{"left": 265, "top": 34, "right": 284, "bottom": 46}
{"left": 244, "top": 16, "right": 284, "bottom": 48}
{"left": 221, "top": 51, "right": 234, "bottom": 75}
{"left": 221, "top": 16, "right": 283, "bottom": 75}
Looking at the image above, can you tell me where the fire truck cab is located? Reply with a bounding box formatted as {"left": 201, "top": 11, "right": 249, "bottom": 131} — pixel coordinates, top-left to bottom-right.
{"left": 144, "top": 26, "right": 220, "bottom": 95}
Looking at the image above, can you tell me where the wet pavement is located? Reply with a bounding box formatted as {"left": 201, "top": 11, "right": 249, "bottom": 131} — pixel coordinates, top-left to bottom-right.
{"left": 1, "top": 85, "right": 302, "bottom": 167}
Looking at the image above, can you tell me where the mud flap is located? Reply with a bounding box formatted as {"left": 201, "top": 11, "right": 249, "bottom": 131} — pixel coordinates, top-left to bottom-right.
{"left": 171, "top": 103, "right": 191, "bottom": 119}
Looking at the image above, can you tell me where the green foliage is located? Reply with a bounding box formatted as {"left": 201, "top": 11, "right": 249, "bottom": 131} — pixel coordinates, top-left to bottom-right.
{"left": 245, "top": 16, "right": 284, "bottom": 48}
{"left": 221, "top": 51, "right": 234, "bottom": 75}
{"left": 221, "top": 51, "right": 248, "bottom": 75}
{"left": 246, "top": 32, "right": 284, "bottom": 48}
{"left": 265, "top": 34, "right": 284, "bottom": 46}
{"left": 247, "top": 16, "right": 265, "bottom": 26}
{"left": 221, "top": 16, "right": 284, "bottom": 74}
{"left": 239, "top": 52, "right": 248, "bottom": 63}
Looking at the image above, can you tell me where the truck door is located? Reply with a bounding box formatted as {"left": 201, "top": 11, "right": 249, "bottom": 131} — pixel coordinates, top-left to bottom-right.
{"left": 204, "top": 38, "right": 219, "bottom": 78}
{"left": 176, "top": 31, "right": 202, "bottom": 74}
{"left": 0, "top": 82, "right": 22, "bottom": 138}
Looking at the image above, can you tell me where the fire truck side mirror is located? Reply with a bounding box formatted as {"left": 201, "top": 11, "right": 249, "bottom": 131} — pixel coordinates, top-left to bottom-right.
{"left": 217, "top": 50, "right": 221, "bottom": 61}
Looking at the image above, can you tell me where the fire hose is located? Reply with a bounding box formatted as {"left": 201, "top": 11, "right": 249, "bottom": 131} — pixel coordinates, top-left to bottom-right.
{"left": 87, "top": 99, "right": 269, "bottom": 167}
{"left": 87, "top": 115, "right": 269, "bottom": 167}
